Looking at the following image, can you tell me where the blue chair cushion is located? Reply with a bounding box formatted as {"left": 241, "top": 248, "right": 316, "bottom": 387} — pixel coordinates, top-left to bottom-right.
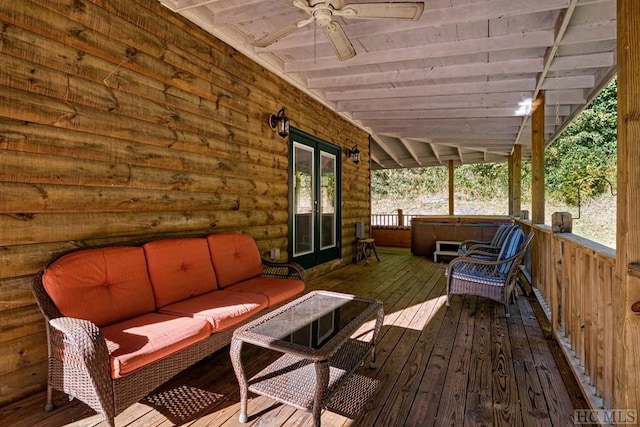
{"left": 496, "top": 227, "right": 525, "bottom": 275}
{"left": 492, "top": 224, "right": 517, "bottom": 247}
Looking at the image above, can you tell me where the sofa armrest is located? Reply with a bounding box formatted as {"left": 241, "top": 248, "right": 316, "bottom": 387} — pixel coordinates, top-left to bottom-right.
{"left": 48, "top": 316, "right": 114, "bottom": 416}
{"left": 48, "top": 317, "right": 112, "bottom": 383}
{"left": 261, "top": 258, "right": 306, "bottom": 283}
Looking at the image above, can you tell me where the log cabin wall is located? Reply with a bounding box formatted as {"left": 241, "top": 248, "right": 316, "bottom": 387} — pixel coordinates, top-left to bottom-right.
{"left": 0, "top": 0, "right": 370, "bottom": 406}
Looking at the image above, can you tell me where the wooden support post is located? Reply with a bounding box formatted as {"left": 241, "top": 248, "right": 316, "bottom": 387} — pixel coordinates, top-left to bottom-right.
{"left": 508, "top": 152, "right": 514, "bottom": 215}
{"left": 448, "top": 160, "right": 454, "bottom": 215}
{"left": 397, "top": 209, "right": 404, "bottom": 226}
{"left": 615, "top": 0, "right": 640, "bottom": 413}
{"left": 531, "top": 92, "right": 545, "bottom": 225}
{"left": 513, "top": 145, "right": 522, "bottom": 217}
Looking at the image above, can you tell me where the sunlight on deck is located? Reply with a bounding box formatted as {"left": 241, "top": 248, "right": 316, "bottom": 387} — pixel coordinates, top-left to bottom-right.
{"left": 383, "top": 296, "right": 448, "bottom": 331}
{"left": 355, "top": 295, "right": 449, "bottom": 336}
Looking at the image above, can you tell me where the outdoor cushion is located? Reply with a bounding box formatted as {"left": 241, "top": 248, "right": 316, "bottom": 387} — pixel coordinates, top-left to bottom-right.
{"left": 450, "top": 268, "right": 507, "bottom": 287}
{"left": 144, "top": 238, "right": 219, "bottom": 308}
{"left": 496, "top": 227, "right": 526, "bottom": 274}
{"left": 207, "top": 233, "right": 263, "bottom": 287}
{"left": 102, "top": 313, "right": 211, "bottom": 378}
{"left": 42, "top": 246, "right": 155, "bottom": 327}
{"left": 229, "top": 276, "right": 306, "bottom": 307}
{"left": 159, "top": 289, "right": 268, "bottom": 333}
{"left": 492, "top": 224, "right": 516, "bottom": 246}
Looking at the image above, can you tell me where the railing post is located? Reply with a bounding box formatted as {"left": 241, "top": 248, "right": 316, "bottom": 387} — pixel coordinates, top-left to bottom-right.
{"left": 398, "top": 209, "right": 404, "bottom": 226}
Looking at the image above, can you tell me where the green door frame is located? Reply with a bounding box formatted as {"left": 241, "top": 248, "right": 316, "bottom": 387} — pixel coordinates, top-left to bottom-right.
{"left": 288, "top": 128, "right": 342, "bottom": 269}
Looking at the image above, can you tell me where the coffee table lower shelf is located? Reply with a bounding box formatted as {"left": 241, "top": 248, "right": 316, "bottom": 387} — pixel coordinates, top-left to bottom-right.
{"left": 248, "top": 338, "right": 374, "bottom": 415}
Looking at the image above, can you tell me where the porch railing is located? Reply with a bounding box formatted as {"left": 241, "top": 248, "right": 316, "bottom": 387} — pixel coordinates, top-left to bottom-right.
{"left": 371, "top": 209, "right": 417, "bottom": 227}
{"left": 519, "top": 220, "right": 617, "bottom": 412}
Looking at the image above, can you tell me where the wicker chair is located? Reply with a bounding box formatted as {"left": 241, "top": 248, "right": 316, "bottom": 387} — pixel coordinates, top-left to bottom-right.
{"left": 457, "top": 223, "right": 517, "bottom": 256}
{"left": 446, "top": 227, "right": 533, "bottom": 317}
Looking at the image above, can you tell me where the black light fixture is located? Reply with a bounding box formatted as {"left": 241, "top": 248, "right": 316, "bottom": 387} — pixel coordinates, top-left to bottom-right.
{"left": 268, "top": 107, "right": 290, "bottom": 138}
{"left": 346, "top": 144, "right": 360, "bottom": 164}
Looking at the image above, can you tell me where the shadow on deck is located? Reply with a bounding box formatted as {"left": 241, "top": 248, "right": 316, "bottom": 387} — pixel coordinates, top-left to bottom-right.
{"left": 1, "top": 247, "right": 589, "bottom": 426}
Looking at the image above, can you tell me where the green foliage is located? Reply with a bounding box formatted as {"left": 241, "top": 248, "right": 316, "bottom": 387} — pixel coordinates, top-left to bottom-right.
{"left": 546, "top": 78, "right": 617, "bottom": 205}
{"left": 372, "top": 78, "right": 616, "bottom": 207}
{"left": 371, "top": 166, "right": 448, "bottom": 197}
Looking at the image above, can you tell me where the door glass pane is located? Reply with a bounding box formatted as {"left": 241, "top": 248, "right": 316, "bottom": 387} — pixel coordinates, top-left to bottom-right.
{"left": 294, "top": 143, "right": 314, "bottom": 256}
{"left": 320, "top": 152, "right": 336, "bottom": 249}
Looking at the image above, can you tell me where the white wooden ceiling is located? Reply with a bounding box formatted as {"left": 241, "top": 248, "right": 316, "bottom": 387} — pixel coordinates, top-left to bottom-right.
{"left": 157, "top": 0, "right": 616, "bottom": 169}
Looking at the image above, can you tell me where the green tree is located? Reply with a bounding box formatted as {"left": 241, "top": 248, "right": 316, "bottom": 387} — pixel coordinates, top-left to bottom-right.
{"left": 545, "top": 78, "right": 617, "bottom": 205}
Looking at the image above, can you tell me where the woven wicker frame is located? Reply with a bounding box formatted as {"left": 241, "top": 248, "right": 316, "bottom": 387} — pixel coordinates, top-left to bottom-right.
{"left": 446, "top": 232, "right": 534, "bottom": 316}
{"left": 230, "top": 290, "right": 384, "bottom": 427}
{"left": 32, "top": 258, "right": 305, "bottom": 427}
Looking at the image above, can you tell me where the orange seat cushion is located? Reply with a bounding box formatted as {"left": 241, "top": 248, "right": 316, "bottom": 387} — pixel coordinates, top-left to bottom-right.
{"left": 101, "top": 313, "right": 211, "bottom": 378}
{"left": 206, "top": 233, "right": 263, "bottom": 288}
{"left": 143, "top": 238, "right": 218, "bottom": 308}
{"left": 159, "top": 289, "right": 268, "bottom": 333}
{"left": 42, "top": 247, "right": 155, "bottom": 327}
{"left": 229, "top": 277, "right": 305, "bottom": 307}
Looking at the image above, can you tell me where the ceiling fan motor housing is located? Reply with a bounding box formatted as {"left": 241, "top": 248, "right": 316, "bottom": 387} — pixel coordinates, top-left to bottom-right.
{"left": 313, "top": 8, "right": 333, "bottom": 27}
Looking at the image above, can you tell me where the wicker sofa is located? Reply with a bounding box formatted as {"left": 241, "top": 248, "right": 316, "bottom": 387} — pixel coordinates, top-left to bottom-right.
{"left": 32, "top": 232, "right": 306, "bottom": 426}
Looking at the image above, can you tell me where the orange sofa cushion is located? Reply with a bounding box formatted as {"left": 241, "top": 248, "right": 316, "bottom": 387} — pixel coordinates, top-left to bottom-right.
{"left": 102, "top": 313, "right": 211, "bottom": 378}
{"left": 143, "top": 238, "right": 218, "bottom": 308}
{"left": 229, "top": 277, "right": 305, "bottom": 307}
{"left": 42, "top": 247, "right": 155, "bottom": 327}
{"left": 206, "top": 233, "right": 263, "bottom": 288}
{"left": 159, "top": 289, "right": 268, "bottom": 333}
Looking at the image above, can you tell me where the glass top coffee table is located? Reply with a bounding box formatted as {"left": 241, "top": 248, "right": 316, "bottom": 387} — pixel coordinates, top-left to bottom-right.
{"left": 230, "top": 290, "right": 384, "bottom": 426}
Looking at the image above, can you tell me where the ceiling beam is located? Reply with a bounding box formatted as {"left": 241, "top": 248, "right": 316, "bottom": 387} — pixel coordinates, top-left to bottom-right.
{"left": 399, "top": 138, "right": 423, "bottom": 167}
{"left": 353, "top": 106, "right": 571, "bottom": 120}
{"left": 365, "top": 118, "right": 524, "bottom": 127}
{"left": 371, "top": 134, "right": 404, "bottom": 167}
{"left": 561, "top": 20, "right": 616, "bottom": 44}
{"left": 541, "top": 75, "right": 595, "bottom": 89}
{"left": 429, "top": 143, "right": 442, "bottom": 165}
{"left": 338, "top": 92, "right": 535, "bottom": 112}
{"left": 309, "top": 59, "right": 543, "bottom": 90}
{"left": 286, "top": 30, "right": 554, "bottom": 73}
{"left": 370, "top": 122, "right": 557, "bottom": 134}
{"left": 161, "top": 0, "right": 226, "bottom": 12}
{"left": 212, "top": 0, "right": 273, "bottom": 25}
{"left": 370, "top": 152, "right": 383, "bottom": 168}
{"left": 325, "top": 79, "right": 536, "bottom": 102}
{"left": 550, "top": 52, "right": 614, "bottom": 70}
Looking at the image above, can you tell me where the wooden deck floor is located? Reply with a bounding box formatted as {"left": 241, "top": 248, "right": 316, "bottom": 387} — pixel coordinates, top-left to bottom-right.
{"left": 1, "top": 248, "right": 589, "bottom": 427}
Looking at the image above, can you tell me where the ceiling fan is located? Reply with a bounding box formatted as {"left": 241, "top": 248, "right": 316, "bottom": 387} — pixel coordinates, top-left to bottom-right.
{"left": 253, "top": 0, "right": 425, "bottom": 61}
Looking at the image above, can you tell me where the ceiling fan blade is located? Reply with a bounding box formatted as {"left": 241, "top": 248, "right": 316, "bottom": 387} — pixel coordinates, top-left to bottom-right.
{"left": 253, "top": 19, "right": 312, "bottom": 48}
{"left": 323, "top": 21, "right": 356, "bottom": 61}
{"left": 336, "top": 2, "right": 425, "bottom": 20}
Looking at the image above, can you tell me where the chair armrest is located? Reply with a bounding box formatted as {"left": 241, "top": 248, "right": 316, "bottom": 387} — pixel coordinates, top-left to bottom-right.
{"left": 467, "top": 243, "right": 501, "bottom": 252}
{"left": 261, "top": 259, "right": 306, "bottom": 283}
{"left": 458, "top": 239, "right": 491, "bottom": 253}
{"left": 465, "top": 246, "right": 501, "bottom": 258}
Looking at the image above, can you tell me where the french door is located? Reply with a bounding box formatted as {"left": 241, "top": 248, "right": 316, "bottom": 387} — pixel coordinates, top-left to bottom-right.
{"left": 289, "top": 128, "right": 341, "bottom": 269}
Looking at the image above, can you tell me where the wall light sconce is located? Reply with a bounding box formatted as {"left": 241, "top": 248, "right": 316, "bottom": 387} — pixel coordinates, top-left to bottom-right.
{"left": 268, "top": 107, "right": 290, "bottom": 138}
{"left": 346, "top": 145, "right": 360, "bottom": 164}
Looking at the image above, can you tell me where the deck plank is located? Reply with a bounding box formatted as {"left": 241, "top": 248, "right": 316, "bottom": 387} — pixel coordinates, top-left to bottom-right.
{"left": 0, "top": 248, "right": 586, "bottom": 427}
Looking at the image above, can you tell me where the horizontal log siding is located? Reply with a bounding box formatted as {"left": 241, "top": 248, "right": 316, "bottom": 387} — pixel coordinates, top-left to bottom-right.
{"left": 0, "top": 0, "right": 369, "bottom": 406}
